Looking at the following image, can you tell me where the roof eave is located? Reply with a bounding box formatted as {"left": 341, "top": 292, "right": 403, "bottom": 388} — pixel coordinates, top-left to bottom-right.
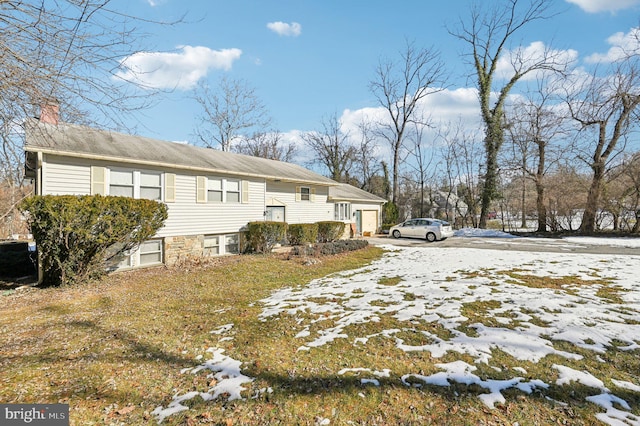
{"left": 25, "top": 145, "right": 338, "bottom": 187}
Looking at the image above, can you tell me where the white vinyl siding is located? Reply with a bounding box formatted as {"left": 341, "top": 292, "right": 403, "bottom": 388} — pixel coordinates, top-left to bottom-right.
{"left": 158, "top": 174, "right": 265, "bottom": 238}
{"left": 268, "top": 181, "right": 330, "bottom": 224}
{"left": 41, "top": 157, "right": 91, "bottom": 195}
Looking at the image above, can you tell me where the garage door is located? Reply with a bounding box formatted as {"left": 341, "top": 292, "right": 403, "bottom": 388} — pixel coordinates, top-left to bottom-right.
{"left": 361, "top": 210, "right": 378, "bottom": 235}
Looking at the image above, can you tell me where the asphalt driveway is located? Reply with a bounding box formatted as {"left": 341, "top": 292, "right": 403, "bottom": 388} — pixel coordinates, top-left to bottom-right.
{"left": 366, "top": 234, "right": 640, "bottom": 256}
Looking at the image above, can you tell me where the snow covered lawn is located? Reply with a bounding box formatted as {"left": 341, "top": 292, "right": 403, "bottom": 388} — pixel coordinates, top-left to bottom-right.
{"left": 156, "top": 241, "right": 640, "bottom": 425}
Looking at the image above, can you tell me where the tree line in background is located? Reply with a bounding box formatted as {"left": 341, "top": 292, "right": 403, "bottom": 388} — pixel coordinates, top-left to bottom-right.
{"left": 2, "top": 0, "right": 640, "bottom": 238}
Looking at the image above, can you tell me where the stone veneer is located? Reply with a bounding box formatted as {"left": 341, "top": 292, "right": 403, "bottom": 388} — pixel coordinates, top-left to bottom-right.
{"left": 163, "top": 235, "right": 205, "bottom": 266}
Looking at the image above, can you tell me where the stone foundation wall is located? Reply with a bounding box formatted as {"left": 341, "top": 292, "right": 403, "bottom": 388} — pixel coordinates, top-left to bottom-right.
{"left": 164, "top": 235, "right": 205, "bottom": 266}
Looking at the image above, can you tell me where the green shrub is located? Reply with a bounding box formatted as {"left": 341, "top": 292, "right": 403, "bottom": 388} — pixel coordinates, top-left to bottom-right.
{"left": 291, "top": 239, "right": 369, "bottom": 256}
{"left": 382, "top": 201, "right": 398, "bottom": 225}
{"left": 19, "top": 195, "right": 167, "bottom": 286}
{"left": 244, "top": 221, "right": 287, "bottom": 253}
{"left": 316, "top": 221, "right": 346, "bottom": 243}
{"left": 287, "top": 223, "right": 318, "bottom": 246}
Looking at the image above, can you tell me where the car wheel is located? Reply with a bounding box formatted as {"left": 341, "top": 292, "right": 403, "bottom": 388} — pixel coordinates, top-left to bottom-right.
{"left": 392, "top": 230, "right": 401, "bottom": 239}
{"left": 426, "top": 232, "right": 437, "bottom": 242}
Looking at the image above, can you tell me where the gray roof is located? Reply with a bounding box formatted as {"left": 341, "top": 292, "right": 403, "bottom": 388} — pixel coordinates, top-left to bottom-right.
{"left": 329, "top": 183, "right": 386, "bottom": 204}
{"left": 24, "top": 118, "right": 337, "bottom": 186}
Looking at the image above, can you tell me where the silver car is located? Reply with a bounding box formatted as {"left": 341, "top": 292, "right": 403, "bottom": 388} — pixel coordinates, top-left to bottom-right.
{"left": 389, "top": 218, "right": 454, "bottom": 242}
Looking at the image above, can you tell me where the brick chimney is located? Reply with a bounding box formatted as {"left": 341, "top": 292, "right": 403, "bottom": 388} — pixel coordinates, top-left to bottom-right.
{"left": 39, "top": 99, "right": 60, "bottom": 125}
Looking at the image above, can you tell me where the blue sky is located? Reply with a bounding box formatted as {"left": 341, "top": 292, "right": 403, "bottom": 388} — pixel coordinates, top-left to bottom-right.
{"left": 112, "top": 0, "right": 640, "bottom": 152}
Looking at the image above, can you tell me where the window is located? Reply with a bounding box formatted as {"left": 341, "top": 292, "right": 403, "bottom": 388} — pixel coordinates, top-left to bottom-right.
{"left": 110, "top": 170, "right": 134, "bottom": 197}
{"left": 334, "top": 202, "right": 351, "bottom": 221}
{"left": 105, "top": 168, "right": 166, "bottom": 201}
{"left": 204, "top": 235, "right": 220, "bottom": 256}
{"left": 207, "top": 178, "right": 223, "bottom": 202}
{"left": 139, "top": 240, "right": 163, "bottom": 265}
{"left": 225, "top": 234, "right": 239, "bottom": 254}
{"left": 140, "top": 172, "right": 162, "bottom": 200}
{"left": 300, "top": 187, "right": 310, "bottom": 201}
{"left": 197, "top": 176, "right": 247, "bottom": 204}
{"left": 226, "top": 180, "right": 240, "bottom": 203}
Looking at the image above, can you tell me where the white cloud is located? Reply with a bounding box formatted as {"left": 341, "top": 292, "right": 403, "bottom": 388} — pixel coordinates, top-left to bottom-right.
{"left": 585, "top": 28, "right": 640, "bottom": 63}
{"left": 565, "top": 0, "right": 640, "bottom": 13}
{"left": 116, "top": 46, "right": 242, "bottom": 90}
{"left": 267, "top": 21, "right": 302, "bottom": 37}
{"left": 340, "top": 88, "right": 482, "bottom": 138}
{"left": 495, "top": 42, "right": 578, "bottom": 81}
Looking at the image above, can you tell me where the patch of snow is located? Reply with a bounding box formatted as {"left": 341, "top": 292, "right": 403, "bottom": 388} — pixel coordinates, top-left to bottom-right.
{"left": 153, "top": 348, "right": 253, "bottom": 423}
{"left": 454, "top": 228, "right": 518, "bottom": 238}
{"left": 564, "top": 236, "right": 640, "bottom": 248}
{"left": 257, "top": 245, "right": 640, "bottom": 423}
{"left": 612, "top": 379, "right": 640, "bottom": 393}
{"left": 586, "top": 393, "right": 639, "bottom": 426}
{"left": 554, "top": 365, "right": 608, "bottom": 391}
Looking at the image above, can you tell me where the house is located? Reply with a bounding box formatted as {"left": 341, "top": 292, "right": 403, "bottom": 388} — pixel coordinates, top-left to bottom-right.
{"left": 24, "top": 110, "right": 385, "bottom": 269}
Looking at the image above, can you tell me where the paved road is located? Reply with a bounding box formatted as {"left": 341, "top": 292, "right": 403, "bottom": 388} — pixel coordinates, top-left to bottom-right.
{"left": 365, "top": 235, "right": 640, "bottom": 256}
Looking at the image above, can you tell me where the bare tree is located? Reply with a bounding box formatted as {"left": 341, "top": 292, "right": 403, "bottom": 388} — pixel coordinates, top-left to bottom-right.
{"left": 1, "top": 0, "right": 177, "bottom": 237}
{"left": 193, "top": 77, "right": 272, "bottom": 151}
{"left": 354, "top": 118, "right": 381, "bottom": 192}
{"left": 406, "top": 120, "right": 437, "bottom": 218}
{"left": 369, "top": 40, "right": 446, "bottom": 205}
{"left": 563, "top": 59, "right": 640, "bottom": 232}
{"left": 503, "top": 81, "right": 569, "bottom": 232}
{"left": 233, "top": 130, "right": 296, "bottom": 162}
{"left": 450, "top": 0, "right": 567, "bottom": 228}
{"left": 438, "top": 120, "right": 484, "bottom": 227}
{"left": 301, "top": 113, "right": 356, "bottom": 182}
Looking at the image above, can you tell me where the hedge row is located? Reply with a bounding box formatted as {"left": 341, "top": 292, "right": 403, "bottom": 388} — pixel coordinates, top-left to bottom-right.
{"left": 244, "top": 221, "right": 347, "bottom": 253}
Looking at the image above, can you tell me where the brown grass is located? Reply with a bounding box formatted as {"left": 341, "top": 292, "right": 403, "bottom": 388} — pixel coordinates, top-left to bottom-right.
{"left": 1, "top": 247, "right": 638, "bottom": 425}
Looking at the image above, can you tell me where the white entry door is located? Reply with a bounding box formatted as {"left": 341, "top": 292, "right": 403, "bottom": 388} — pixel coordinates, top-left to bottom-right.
{"left": 266, "top": 206, "right": 285, "bottom": 222}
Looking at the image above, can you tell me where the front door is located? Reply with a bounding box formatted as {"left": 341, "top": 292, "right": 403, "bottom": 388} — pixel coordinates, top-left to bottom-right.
{"left": 355, "top": 210, "right": 362, "bottom": 235}
{"left": 266, "top": 206, "right": 285, "bottom": 222}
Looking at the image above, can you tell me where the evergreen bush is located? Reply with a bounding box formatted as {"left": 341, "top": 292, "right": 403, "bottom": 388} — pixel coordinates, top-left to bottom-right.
{"left": 19, "top": 195, "right": 167, "bottom": 286}
{"left": 244, "top": 221, "right": 287, "bottom": 253}
{"left": 316, "top": 221, "right": 346, "bottom": 242}
{"left": 287, "top": 223, "right": 318, "bottom": 245}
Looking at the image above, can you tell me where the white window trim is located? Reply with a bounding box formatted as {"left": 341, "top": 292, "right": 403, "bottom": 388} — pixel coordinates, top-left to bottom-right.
{"left": 197, "top": 176, "right": 247, "bottom": 204}
{"left": 105, "top": 168, "right": 164, "bottom": 201}
{"left": 335, "top": 202, "right": 352, "bottom": 221}
{"left": 296, "top": 186, "right": 315, "bottom": 202}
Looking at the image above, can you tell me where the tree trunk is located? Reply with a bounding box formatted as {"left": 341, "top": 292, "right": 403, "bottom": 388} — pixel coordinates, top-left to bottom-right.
{"left": 535, "top": 139, "right": 547, "bottom": 232}
{"left": 521, "top": 172, "right": 527, "bottom": 229}
{"left": 580, "top": 163, "right": 605, "bottom": 233}
{"left": 392, "top": 141, "right": 400, "bottom": 205}
{"left": 479, "top": 133, "right": 500, "bottom": 228}
{"left": 535, "top": 181, "right": 547, "bottom": 232}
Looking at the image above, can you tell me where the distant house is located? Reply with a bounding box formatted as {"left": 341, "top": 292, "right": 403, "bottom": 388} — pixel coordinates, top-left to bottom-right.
{"left": 23, "top": 110, "right": 385, "bottom": 270}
